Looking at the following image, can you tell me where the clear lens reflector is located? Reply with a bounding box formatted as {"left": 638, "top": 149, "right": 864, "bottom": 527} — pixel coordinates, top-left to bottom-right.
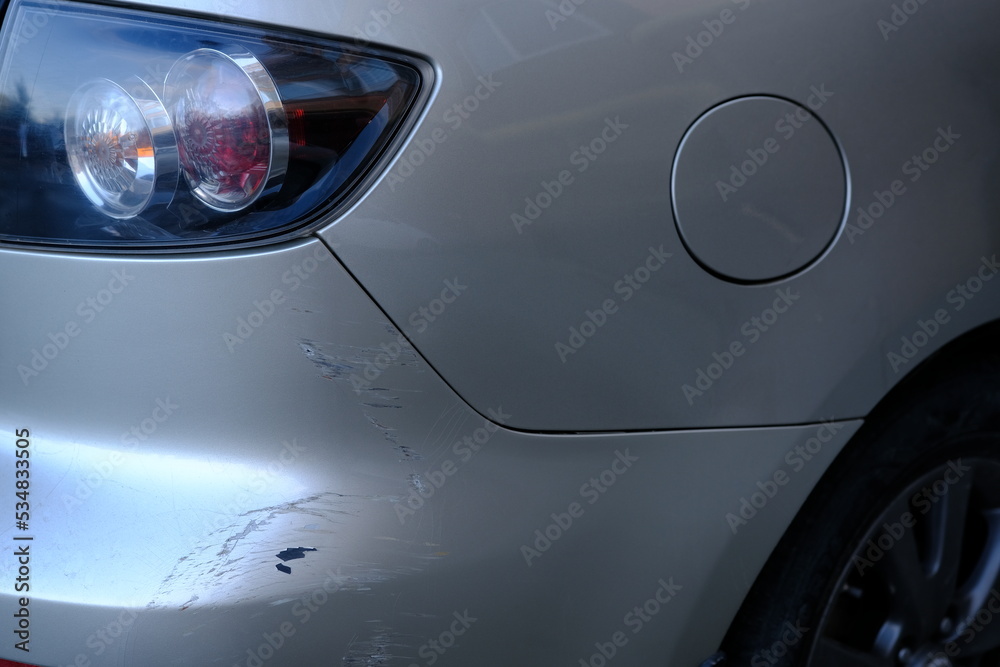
{"left": 165, "top": 47, "right": 288, "bottom": 212}
{"left": 64, "top": 77, "right": 178, "bottom": 219}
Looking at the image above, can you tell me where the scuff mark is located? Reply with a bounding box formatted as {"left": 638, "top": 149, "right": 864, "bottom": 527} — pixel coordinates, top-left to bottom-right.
{"left": 366, "top": 413, "right": 400, "bottom": 446}
{"left": 276, "top": 546, "right": 318, "bottom": 562}
{"left": 342, "top": 624, "right": 407, "bottom": 666}
{"left": 217, "top": 519, "right": 260, "bottom": 559}
{"left": 275, "top": 546, "right": 318, "bottom": 573}
{"left": 146, "top": 492, "right": 413, "bottom": 608}
{"left": 295, "top": 335, "right": 422, "bottom": 405}
{"left": 363, "top": 413, "right": 424, "bottom": 463}
{"left": 394, "top": 445, "right": 421, "bottom": 462}
{"left": 407, "top": 473, "right": 428, "bottom": 495}
{"left": 274, "top": 547, "right": 316, "bottom": 574}
{"left": 740, "top": 202, "right": 803, "bottom": 245}
{"left": 298, "top": 340, "right": 356, "bottom": 380}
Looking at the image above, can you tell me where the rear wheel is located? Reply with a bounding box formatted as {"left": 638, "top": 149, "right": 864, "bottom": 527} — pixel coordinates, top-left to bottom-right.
{"left": 723, "top": 354, "right": 1000, "bottom": 667}
{"left": 811, "top": 453, "right": 1000, "bottom": 666}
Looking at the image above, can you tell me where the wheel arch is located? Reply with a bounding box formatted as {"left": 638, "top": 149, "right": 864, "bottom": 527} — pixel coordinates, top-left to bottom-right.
{"left": 718, "top": 315, "right": 1000, "bottom": 662}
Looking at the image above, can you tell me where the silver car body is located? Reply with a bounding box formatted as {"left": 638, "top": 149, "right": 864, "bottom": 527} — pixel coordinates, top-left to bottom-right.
{"left": 1, "top": 0, "right": 998, "bottom": 665}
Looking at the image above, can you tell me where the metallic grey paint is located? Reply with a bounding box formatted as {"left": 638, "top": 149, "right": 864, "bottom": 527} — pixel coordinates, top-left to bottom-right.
{"left": 2, "top": 0, "right": 997, "bottom": 664}
{"left": 1, "top": 240, "right": 858, "bottom": 665}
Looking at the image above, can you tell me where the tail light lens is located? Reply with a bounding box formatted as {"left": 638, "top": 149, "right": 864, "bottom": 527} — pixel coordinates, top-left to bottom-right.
{"left": 64, "top": 76, "right": 179, "bottom": 219}
{"left": 164, "top": 46, "right": 288, "bottom": 213}
{"left": 0, "top": 0, "right": 426, "bottom": 249}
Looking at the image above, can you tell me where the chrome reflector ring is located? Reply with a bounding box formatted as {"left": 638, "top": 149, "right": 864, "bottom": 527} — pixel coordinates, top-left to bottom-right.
{"left": 164, "top": 47, "right": 288, "bottom": 212}
{"left": 65, "top": 77, "right": 178, "bottom": 219}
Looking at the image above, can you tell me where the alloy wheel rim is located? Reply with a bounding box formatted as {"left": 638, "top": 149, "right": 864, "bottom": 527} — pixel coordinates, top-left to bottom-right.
{"left": 809, "top": 452, "right": 1000, "bottom": 666}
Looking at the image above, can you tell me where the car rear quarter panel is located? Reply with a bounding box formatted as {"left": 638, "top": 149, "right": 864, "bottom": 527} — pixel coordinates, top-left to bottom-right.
{"left": 124, "top": 0, "right": 1000, "bottom": 432}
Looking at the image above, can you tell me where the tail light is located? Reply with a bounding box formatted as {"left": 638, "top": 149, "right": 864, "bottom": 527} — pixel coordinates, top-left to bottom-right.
{"left": 64, "top": 76, "right": 179, "bottom": 219}
{"left": 163, "top": 46, "right": 288, "bottom": 213}
{"left": 0, "top": 0, "right": 427, "bottom": 249}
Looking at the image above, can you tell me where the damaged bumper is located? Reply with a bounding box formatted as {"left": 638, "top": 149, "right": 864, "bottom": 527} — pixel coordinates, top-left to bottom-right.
{"left": 0, "top": 239, "right": 859, "bottom": 665}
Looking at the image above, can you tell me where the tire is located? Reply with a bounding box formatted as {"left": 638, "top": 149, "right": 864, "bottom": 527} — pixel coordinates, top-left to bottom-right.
{"left": 723, "top": 350, "right": 1000, "bottom": 667}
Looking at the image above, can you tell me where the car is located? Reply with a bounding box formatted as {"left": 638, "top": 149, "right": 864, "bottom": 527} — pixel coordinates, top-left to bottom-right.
{"left": 2, "top": 0, "right": 999, "bottom": 665}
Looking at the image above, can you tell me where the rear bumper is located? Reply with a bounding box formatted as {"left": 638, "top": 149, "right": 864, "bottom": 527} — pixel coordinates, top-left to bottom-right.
{"left": 0, "top": 239, "right": 859, "bottom": 665}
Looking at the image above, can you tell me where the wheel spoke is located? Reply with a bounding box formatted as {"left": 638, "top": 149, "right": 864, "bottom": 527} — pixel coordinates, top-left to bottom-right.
{"left": 954, "top": 510, "right": 1000, "bottom": 620}
{"left": 923, "top": 470, "right": 973, "bottom": 618}
{"left": 808, "top": 458, "right": 1000, "bottom": 667}
{"left": 954, "top": 509, "right": 1000, "bottom": 656}
{"left": 870, "top": 494, "right": 938, "bottom": 643}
